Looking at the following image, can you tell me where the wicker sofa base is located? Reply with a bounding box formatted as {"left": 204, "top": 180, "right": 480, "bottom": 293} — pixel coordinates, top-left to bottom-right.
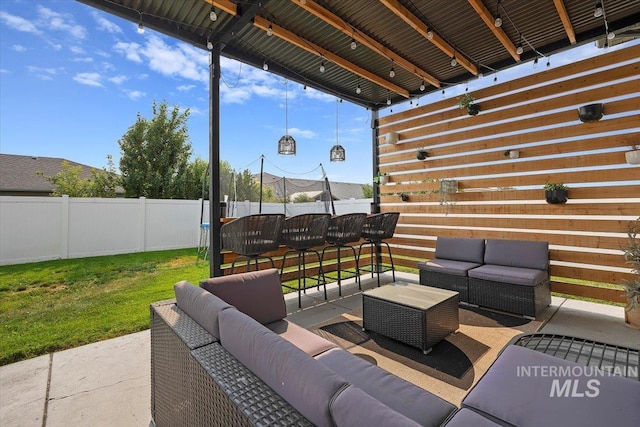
{"left": 151, "top": 301, "right": 311, "bottom": 427}
{"left": 419, "top": 269, "right": 469, "bottom": 302}
{"left": 468, "top": 278, "right": 551, "bottom": 318}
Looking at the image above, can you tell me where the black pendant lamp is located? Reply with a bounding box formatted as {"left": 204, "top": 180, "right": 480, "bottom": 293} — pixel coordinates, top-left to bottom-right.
{"left": 278, "top": 80, "right": 296, "bottom": 155}
{"left": 330, "top": 99, "right": 345, "bottom": 162}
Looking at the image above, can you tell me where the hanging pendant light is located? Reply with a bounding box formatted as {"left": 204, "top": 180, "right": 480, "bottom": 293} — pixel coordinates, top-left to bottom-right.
{"left": 330, "top": 99, "right": 345, "bottom": 162}
{"left": 278, "top": 80, "right": 296, "bottom": 155}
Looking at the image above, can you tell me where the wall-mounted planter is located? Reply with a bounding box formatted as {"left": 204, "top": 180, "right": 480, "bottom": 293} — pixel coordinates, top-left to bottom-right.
{"left": 440, "top": 179, "right": 458, "bottom": 194}
{"left": 467, "top": 104, "right": 480, "bottom": 116}
{"left": 400, "top": 193, "right": 409, "bottom": 202}
{"left": 578, "top": 103, "right": 604, "bottom": 123}
{"left": 417, "top": 150, "right": 428, "bottom": 160}
{"left": 625, "top": 150, "right": 640, "bottom": 165}
{"left": 545, "top": 189, "right": 568, "bottom": 204}
{"left": 385, "top": 131, "right": 399, "bottom": 144}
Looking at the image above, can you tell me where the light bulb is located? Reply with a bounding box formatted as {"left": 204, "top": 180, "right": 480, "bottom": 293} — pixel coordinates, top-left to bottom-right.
{"left": 356, "top": 85, "right": 361, "bottom": 94}
{"left": 451, "top": 56, "right": 457, "bottom": 67}
{"left": 389, "top": 67, "right": 395, "bottom": 78}
{"left": 386, "top": 98, "right": 391, "bottom": 106}
{"left": 494, "top": 16, "right": 502, "bottom": 27}
{"left": 350, "top": 39, "right": 357, "bottom": 50}
{"left": 300, "top": 0, "right": 306, "bottom": 4}
{"left": 419, "top": 81, "right": 425, "bottom": 91}
{"left": 427, "top": 31, "right": 433, "bottom": 40}
{"left": 516, "top": 44, "right": 523, "bottom": 55}
{"left": 137, "top": 22, "right": 144, "bottom": 34}
{"left": 207, "top": 40, "right": 213, "bottom": 50}
{"left": 263, "top": 61, "right": 268, "bottom": 71}
{"left": 267, "top": 24, "right": 273, "bottom": 36}
{"left": 607, "top": 32, "right": 615, "bottom": 40}
{"left": 594, "top": 4, "right": 603, "bottom": 18}
{"left": 209, "top": 9, "right": 217, "bottom": 22}
{"left": 319, "top": 62, "right": 325, "bottom": 73}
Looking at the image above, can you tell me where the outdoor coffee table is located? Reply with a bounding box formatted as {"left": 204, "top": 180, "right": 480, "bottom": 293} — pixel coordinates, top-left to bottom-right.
{"left": 362, "top": 282, "right": 459, "bottom": 354}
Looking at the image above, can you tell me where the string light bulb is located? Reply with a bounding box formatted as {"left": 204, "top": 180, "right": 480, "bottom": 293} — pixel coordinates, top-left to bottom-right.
{"left": 319, "top": 61, "right": 326, "bottom": 73}
{"left": 419, "top": 81, "right": 425, "bottom": 91}
{"left": 594, "top": 3, "right": 603, "bottom": 18}
{"left": 209, "top": 7, "right": 217, "bottom": 22}
{"left": 494, "top": 15, "right": 502, "bottom": 27}
{"left": 207, "top": 40, "right": 213, "bottom": 50}
{"left": 607, "top": 31, "right": 615, "bottom": 40}
{"left": 427, "top": 30, "right": 433, "bottom": 40}
{"left": 263, "top": 61, "right": 269, "bottom": 71}
{"left": 356, "top": 84, "right": 362, "bottom": 94}
{"left": 389, "top": 65, "right": 395, "bottom": 78}
{"left": 350, "top": 39, "right": 357, "bottom": 50}
{"left": 137, "top": 22, "right": 144, "bottom": 34}
{"left": 450, "top": 56, "right": 457, "bottom": 67}
{"left": 386, "top": 98, "right": 391, "bottom": 106}
{"left": 267, "top": 24, "right": 273, "bottom": 36}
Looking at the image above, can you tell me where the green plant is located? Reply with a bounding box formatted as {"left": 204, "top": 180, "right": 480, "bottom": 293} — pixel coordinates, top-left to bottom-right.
{"left": 373, "top": 171, "right": 388, "bottom": 184}
{"left": 543, "top": 182, "right": 569, "bottom": 191}
{"left": 457, "top": 93, "right": 475, "bottom": 110}
{"left": 621, "top": 218, "right": 640, "bottom": 310}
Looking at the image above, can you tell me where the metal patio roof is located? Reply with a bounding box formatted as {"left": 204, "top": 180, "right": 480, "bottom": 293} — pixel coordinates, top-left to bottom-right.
{"left": 77, "top": 1, "right": 640, "bottom": 109}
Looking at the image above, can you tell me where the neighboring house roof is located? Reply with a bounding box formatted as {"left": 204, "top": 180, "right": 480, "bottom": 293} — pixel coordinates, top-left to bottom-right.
{"left": 258, "top": 172, "right": 364, "bottom": 201}
{"left": 0, "top": 154, "right": 122, "bottom": 196}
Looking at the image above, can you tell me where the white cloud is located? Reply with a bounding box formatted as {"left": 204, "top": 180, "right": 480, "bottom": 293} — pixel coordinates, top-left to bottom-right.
{"left": 95, "top": 50, "right": 111, "bottom": 58}
{"left": 92, "top": 11, "right": 122, "bottom": 34}
{"left": 0, "top": 69, "right": 10, "bottom": 74}
{"left": 289, "top": 128, "right": 317, "bottom": 139}
{"left": 37, "top": 6, "right": 87, "bottom": 40}
{"left": 188, "top": 107, "right": 205, "bottom": 116}
{"left": 73, "top": 72, "right": 103, "bottom": 87}
{"left": 108, "top": 75, "right": 127, "bottom": 85}
{"left": 70, "top": 46, "right": 85, "bottom": 55}
{"left": 0, "top": 11, "right": 42, "bottom": 35}
{"left": 100, "top": 62, "right": 115, "bottom": 72}
{"left": 72, "top": 57, "right": 93, "bottom": 63}
{"left": 124, "top": 90, "right": 145, "bottom": 101}
{"left": 47, "top": 41, "right": 62, "bottom": 51}
{"left": 27, "top": 66, "right": 59, "bottom": 80}
{"left": 177, "top": 84, "right": 196, "bottom": 91}
{"left": 113, "top": 41, "right": 143, "bottom": 63}
{"left": 12, "top": 44, "right": 27, "bottom": 52}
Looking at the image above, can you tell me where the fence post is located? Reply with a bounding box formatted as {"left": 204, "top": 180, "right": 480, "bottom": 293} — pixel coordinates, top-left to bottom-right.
{"left": 60, "top": 195, "right": 69, "bottom": 260}
{"left": 139, "top": 197, "right": 146, "bottom": 252}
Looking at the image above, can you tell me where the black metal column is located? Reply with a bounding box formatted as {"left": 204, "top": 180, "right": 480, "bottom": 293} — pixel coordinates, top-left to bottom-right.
{"left": 209, "top": 45, "right": 222, "bottom": 278}
{"left": 371, "top": 108, "right": 380, "bottom": 214}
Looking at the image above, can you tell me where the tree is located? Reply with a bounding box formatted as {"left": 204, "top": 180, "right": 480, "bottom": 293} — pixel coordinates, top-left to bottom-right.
{"left": 361, "top": 184, "right": 373, "bottom": 198}
{"left": 292, "top": 193, "right": 314, "bottom": 203}
{"left": 37, "top": 156, "right": 119, "bottom": 197}
{"left": 118, "top": 100, "right": 192, "bottom": 199}
{"left": 232, "top": 169, "right": 261, "bottom": 201}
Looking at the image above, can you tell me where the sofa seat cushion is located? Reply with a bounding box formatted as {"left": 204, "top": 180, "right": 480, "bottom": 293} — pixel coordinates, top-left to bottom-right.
{"left": 435, "top": 237, "right": 486, "bottom": 264}
{"left": 468, "top": 264, "right": 547, "bottom": 286}
{"left": 316, "top": 348, "right": 456, "bottom": 427}
{"left": 462, "top": 345, "right": 640, "bottom": 427}
{"left": 442, "top": 409, "right": 504, "bottom": 426}
{"left": 200, "top": 268, "right": 286, "bottom": 325}
{"left": 266, "top": 319, "right": 337, "bottom": 357}
{"left": 218, "top": 309, "right": 347, "bottom": 427}
{"left": 418, "top": 259, "right": 482, "bottom": 277}
{"left": 330, "top": 385, "right": 423, "bottom": 427}
{"left": 174, "top": 281, "right": 232, "bottom": 340}
{"left": 484, "top": 239, "right": 548, "bottom": 270}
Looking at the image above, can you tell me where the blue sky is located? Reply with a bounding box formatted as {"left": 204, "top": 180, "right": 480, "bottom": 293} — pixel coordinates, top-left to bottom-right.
{"left": 0, "top": 0, "right": 376, "bottom": 184}
{"left": 1, "top": 1, "right": 636, "bottom": 186}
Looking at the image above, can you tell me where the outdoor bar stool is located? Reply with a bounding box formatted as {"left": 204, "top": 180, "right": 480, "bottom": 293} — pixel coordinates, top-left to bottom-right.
{"left": 357, "top": 212, "right": 400, "bottom": 287}
{"left": 280, "top": 213, "right": 331, "bottom": 308}
{"left": 197, "top": 222, "right": 210, "bottom": 260}
{"left": 221, "top": 214, "right": 285, "bottom": 273}
{"left": 321, "top": 213, "right": 367, "bottom": 296}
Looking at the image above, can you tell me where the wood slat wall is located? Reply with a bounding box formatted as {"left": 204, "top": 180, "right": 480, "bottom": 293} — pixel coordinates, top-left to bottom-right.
{"left": 377, "top": 43, "right": 640, "bottom": 304}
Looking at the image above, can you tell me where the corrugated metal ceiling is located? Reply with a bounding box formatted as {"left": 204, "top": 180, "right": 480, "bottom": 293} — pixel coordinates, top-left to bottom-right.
{"left": 76, "top": 0, "right": 640, "bottom": 109}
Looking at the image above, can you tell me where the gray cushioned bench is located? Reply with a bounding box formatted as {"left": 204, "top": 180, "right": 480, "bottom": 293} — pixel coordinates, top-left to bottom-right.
{"left": 418, "top": 237, "right": 551, "bottom": 317}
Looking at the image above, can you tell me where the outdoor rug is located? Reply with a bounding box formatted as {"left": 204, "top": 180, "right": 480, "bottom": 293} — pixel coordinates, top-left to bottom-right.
{"left": 310, "top": 305, "right": 547, "bottom": 405}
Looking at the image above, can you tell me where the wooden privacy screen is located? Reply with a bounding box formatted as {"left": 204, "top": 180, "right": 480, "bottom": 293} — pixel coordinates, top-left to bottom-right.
{"left": 377, "top": 43, "right": 640, "bottom": 303}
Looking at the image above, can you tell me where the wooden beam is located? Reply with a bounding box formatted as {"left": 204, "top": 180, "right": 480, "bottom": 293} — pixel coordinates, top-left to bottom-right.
{"left": 208, "top": 0, "right": 237, "bottom": 16}
{"left": 467, "top": 0, "right": 520, "bottom": 61}
{"left": 552, "top": 0, "right": 577, "bottom": 44}
{"left": 253, "top": 16, "right": 410, "bottom": 98}
{"left": 380, "top": 0, "right": 477, "bottom": 76}
{"left": 292, "top": 0, "right": 440, "bottom": 88}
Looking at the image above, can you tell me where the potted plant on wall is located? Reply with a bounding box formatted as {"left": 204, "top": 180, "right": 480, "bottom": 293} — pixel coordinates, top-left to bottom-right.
{"left": 544, "top": 182, "right": 569, "bottom": 204}
{"left": 416, "top": 147, "right": 428, "bottom": 160}
{"left": 626, "top": 144, "right": 640, "bottom": 165}
{"left": 621, "top": 217, "right": 640, "bottom": 329}
{"left": 458, "top": 93, "right": 480, "bottom": 116}
{"left": 373, "top": 171, "right": 389, "bottom": 185}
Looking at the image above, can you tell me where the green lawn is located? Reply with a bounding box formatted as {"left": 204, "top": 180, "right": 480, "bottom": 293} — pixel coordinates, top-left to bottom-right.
{"left": 0, "top": 249, "right": 210, "bottom": 365}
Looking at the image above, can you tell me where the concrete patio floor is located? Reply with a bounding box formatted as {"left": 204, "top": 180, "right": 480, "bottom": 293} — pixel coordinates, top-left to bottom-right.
{"left": 2, "top": 272, "right": 638, "bottom": 427}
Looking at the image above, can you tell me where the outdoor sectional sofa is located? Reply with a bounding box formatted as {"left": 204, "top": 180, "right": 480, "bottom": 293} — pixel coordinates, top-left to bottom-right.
{"left": 418, "top": 237, "right": 551, "bottom": 318}
{"left": 150, "top": 268, "right": 640, "bottom": 427}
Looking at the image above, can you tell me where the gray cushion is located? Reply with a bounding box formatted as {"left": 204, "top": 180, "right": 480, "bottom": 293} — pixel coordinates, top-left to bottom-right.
{"left": 436, "top": 237, "right": 485, "bottom": 264}
{"left": 443, "top": 409, "right": 505, "bottom": 426}
{"left": 330, "top": 385, "right": 423, "bottom": 427}
{"left": 218, "top": 309, "right": 347, "bottom": 427}
{"left": 467, "top": 264, "right": 548, "bottom": 286}
{"left": 418, "top": 259, "right": 482, "bottom": 277}
{"left": 484, "top": 239, "right": 549, "bottom": 270}
{"left": 173, "top": 281, "right": 232, "bottom": 339}
{"left": 462, "top": 345, "right": 640, "bottom": 427}
{"left": 200, "top": 268, "right": 286, "bottom": 324}
{"left": 266, "top": 319, "right": 337, "bottom": 357}
{"left": 316, "top": 348, "right": 456, "bottom": 426}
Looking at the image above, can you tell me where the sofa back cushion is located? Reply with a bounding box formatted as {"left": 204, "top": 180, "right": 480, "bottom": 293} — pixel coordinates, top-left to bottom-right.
{"left": 484, "top": 239, "right": 548, "bottom": 270}
{"left": 218, "top": 309, "right": 347, "bottom": 427}
{"left": 435, "top": 237, "right": 485, "bottom": 264}
{"left": 200, "top": 268, "right": 286, "bottom": 324}
{"left": 174, "top": 281, "right": 232, "bottom": 340}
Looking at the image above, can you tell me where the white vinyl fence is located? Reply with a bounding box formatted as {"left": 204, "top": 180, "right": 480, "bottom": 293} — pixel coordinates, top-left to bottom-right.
{"left": 0, "top": 196, "right": 372, "bottom": 266}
